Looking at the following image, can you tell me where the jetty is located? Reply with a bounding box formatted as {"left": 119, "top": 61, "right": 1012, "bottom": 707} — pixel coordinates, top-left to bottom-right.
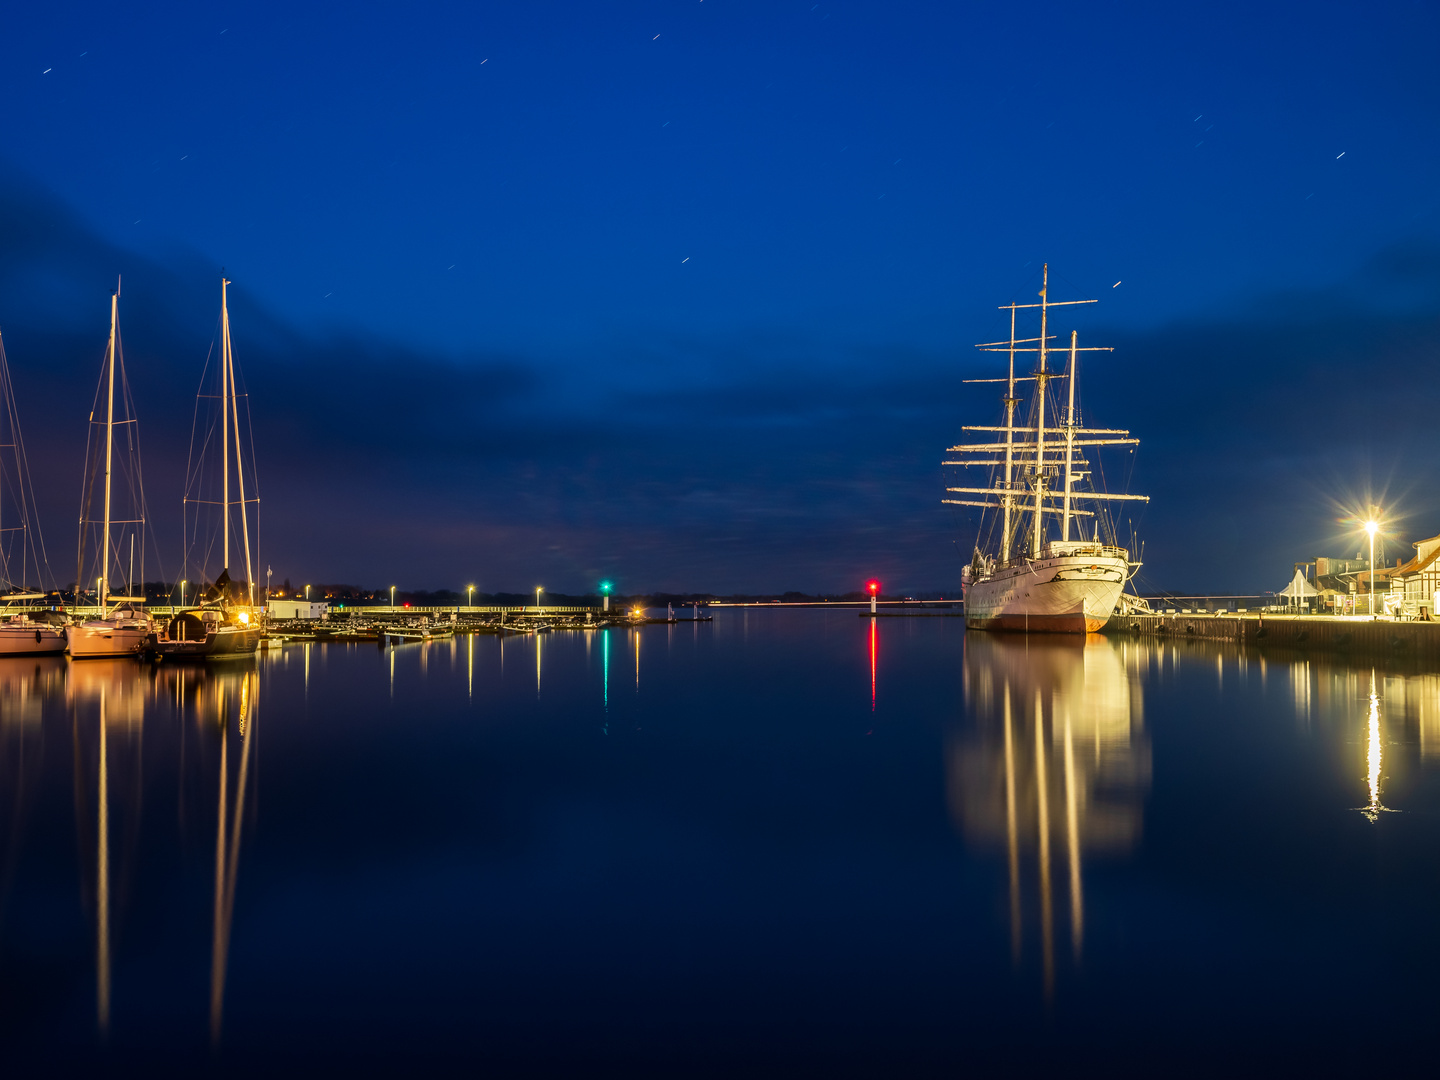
{"left": 1109, "top": 612, "right": 1440, "bottom": 664}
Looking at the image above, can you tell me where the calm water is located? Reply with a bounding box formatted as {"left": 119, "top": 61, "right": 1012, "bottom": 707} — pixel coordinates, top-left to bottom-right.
{"left": 3, "top": 611, "right": 1440, "bottom": 1074}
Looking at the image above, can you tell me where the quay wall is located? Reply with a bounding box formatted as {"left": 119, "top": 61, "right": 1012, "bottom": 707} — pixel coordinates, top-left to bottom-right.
{"left": 1109, "top": 613, "right": 1440, "bottom": 663}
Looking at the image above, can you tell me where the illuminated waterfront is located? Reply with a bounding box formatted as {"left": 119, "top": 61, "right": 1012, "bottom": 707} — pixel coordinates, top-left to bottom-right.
{"left": 4, "top": 613, "right": 1440, "bottom": 1072}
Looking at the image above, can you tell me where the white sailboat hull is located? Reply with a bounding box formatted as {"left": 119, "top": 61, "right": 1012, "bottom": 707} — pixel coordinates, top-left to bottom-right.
{"left": 963, "top": 552, "right": 1128, "bottom": 633}
{"left": 68, "top": 621, "right": 151, "bottom": 658}
{"left": 0, "top": 623, "right": 67, "bottom": 655}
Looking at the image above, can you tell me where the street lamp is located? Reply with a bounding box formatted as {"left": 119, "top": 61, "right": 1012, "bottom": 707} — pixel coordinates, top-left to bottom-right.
{"left": 181, "top": 579, "right": 187, "bottom": 608}
{"left": 535, "top": 586, "right": 543, "bottom": 613}
{"left": 390, "top": 585, "right": 396, "bottom": 609}
{"left": 600, "top": 581, "right": 612, "bottom": 612}
{"left": 1365, "top": 519, "right": 1379, "bottom": 616}
{"left": 467, "top": 584, "right": 475, "bottom": 610}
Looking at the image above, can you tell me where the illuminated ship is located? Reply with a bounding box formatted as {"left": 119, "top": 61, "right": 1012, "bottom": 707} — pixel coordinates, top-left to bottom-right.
{"left": 946, "top": 266, "right": 1148, "bottom": 633}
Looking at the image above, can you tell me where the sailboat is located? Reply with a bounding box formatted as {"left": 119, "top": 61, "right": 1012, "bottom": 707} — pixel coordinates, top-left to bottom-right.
{"left": 155, "top": 278, "right": 261, "bottom": 660}
{"left": 0, "top": 328, "right": 66, "bottom": 655}
{"left": 946, "top": 266, "right": 1149, "bottom": 633}
{"left": 69, "top": 287, "right": 155, "bottom": 659}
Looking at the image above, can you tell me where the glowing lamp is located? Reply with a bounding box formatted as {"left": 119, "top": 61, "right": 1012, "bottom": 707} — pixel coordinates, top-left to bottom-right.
{"left": 238, "top": 612, "right": 250, "bottom": 625}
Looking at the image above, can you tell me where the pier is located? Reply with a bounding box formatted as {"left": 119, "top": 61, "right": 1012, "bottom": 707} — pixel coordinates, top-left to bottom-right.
{"left": 1109, "top": 612, "right": 1440, "bottom": 663}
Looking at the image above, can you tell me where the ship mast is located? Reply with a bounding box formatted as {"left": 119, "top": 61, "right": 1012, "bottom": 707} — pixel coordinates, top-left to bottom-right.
{"left": 224, "top": 282, "right": 255, "bottom": 606}
{"left": 1062, "top": 330, "right": 1077, "bottom": 542}
{"left": 221, "top": 281, "right": 230, "bottom": 579}
{"left": 100, "top": 290, "right": 118, "bottom": 608}
{"left": 1001, "top": 305, "right": 1017, "bottom": 563}
{"left": 1031, "top": 266, "right": 1049, "bottom": 559}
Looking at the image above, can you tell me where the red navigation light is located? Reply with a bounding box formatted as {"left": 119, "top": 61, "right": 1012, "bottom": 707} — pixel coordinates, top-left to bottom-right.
{"left": 866, "top": 580, "right": 880, "bottom": 595}
{"left": 403, "top": 602, "right": 411, "bottom": 608}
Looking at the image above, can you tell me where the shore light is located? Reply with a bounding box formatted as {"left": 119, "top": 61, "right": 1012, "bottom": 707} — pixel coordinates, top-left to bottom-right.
{"left": 867, "top": 579, "right": 880, "bottom": 615}
{"left": 535, "top": 586, "right": 543, "bottom": 613}
{"left": 467, "top": 584, "right": 475, "bottom": 609}
{"left": 601, "top": 581, "right": 612, "bottom": 612}
{"left": 1365, "top": 518, "right": 1379, "bottom": 616}
{"left": 181, "top": 579, "right": 187, "bottom": 607}
{"left": 390, "top": 585, "right": 396, "bottom": 609}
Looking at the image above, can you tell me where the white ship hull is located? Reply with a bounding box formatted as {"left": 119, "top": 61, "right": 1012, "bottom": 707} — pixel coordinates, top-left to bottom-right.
{"left": 68, "top": 620, "right": 152, "bottom": 658}
{"left": 0, "top": 623, "right": 67, "bottom": 655}
{"left": 963, "top": 550, "right": 1128, "bottom": 633}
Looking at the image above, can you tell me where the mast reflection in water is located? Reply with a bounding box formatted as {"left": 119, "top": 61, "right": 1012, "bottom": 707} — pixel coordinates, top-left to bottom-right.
{"left": 952, "top": 634, "right": 1150, "bottom": 994}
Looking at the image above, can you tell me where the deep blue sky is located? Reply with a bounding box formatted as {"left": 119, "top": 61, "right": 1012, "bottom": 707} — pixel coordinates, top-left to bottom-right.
{"left": 3, "top": 1, "right": 1438, "bottom": 594}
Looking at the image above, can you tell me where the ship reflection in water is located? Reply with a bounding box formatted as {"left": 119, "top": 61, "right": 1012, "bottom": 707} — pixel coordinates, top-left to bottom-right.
{"left": 952, "top": 634, "right": 1150, "bottom": 994}
{"left": 7, "top": 619, "right": 1440, "bottom": 1070}
{"left": 0, "top": 656, "right": 259, "bottom": 1044}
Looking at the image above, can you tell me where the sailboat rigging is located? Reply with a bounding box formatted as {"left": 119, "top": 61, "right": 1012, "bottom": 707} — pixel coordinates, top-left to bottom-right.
{"left": 69, "top": 286, "right": 155, "bottom": 658}
{"left": 947, "top": 265, "right": 1149, "bottom": 633}
{"left": 160, "top": 278, "right": 261, "bottom": 659}
{"left": 0, "top": 327, "right": 66, "bottom": 654}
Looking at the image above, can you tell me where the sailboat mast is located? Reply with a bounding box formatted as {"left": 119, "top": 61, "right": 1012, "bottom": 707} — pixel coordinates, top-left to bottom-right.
{"left": 221, "top": 279, "right": 231, "bottom": 577}
{"left": 1031, "top": 265, "right": 1048, "bottom": 559}
{"left": 225, "top": 300, "right": 255, "bottom": 606}
{"left": 1001, "top": 306, "right": 1017, "bottom": 563}
{"left": 1062, "top": 330, "right": 1077, "bottom": 542}
{"left": 100, "top": 292, "right": 118, "bottom": 607}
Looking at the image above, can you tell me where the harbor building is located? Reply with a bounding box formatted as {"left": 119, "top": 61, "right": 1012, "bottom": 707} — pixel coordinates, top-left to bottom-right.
{"left": 267, "top": 598, "right": 330, "bottom": 620}
{"left": 1391, "top": 531, "right": 1440, "bottom": 619}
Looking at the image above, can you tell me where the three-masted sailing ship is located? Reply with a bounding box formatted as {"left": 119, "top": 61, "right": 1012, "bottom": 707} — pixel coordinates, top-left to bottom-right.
{"left": 946, "top": 266, "right": 1148, "bottom": 633}
{"left": 157, "top": 278, "right": 261, "bottom": 659}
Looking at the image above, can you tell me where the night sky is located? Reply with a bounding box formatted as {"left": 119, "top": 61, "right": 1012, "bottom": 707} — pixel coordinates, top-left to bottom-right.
{"left": 3, "top": 1, "right": 1438, "bottom": 595}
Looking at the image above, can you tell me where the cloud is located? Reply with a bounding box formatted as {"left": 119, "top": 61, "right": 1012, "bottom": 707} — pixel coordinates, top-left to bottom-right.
{"left": 3, "top": 170, "right": 1437, "bottom": 594}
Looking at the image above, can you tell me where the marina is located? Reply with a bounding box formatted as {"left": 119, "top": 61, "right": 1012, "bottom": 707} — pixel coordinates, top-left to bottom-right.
{"left": 5, "top": 609, "right": 1440, "bottom": 1072}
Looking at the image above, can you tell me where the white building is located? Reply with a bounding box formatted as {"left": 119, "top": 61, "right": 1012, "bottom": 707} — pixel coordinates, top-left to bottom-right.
{"left": 267, "top": 599, "right": 330, "bottom": 620}
{"left": 1392, "top": 532, "right": 1440, "bottom": 619}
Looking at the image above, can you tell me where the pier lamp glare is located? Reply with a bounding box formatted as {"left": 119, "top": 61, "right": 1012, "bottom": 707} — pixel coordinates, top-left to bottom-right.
{"left": 1365, "top": 520, "right": 1378, "bottom": 537}
{"left": 238, "top": 612, "right": 250, "bottom": 625}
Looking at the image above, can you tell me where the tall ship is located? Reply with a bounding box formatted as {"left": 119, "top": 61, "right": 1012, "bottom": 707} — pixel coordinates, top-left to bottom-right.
{"left": 946, "top": 266, "right": 1148, "bottom": 633}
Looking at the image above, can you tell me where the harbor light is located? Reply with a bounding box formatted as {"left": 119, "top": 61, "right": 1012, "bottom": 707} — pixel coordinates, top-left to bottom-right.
{"left": 867, "top": 579, "right": 880, "bottom": 615}
{"left": 238, "top": 611, "right": 250, "bottom": 625}
{"left": 181, "top": 579, "right": 187, "bottom": 607}
{"left": 601, "top": 581, "right": 612, "bottom": 612}
{"left": 535, "top": 586, "right": 543, "bottom": 613}
{"left": 390, "top": 585, "right": 396, "bottom": 609}
{"left": 305, "top": 584, "right": 311, "bottom": 601}
{"left": 467, "top": 584, "right": 474, "bottom": 609}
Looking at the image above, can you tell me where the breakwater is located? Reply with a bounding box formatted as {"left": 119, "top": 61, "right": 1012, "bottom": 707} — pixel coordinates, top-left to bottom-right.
{"left": 1109, "top": 613, "right": 1440, "bottom": 664}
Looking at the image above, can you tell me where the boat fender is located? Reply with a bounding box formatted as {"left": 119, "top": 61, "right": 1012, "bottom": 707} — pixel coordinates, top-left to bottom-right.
{"left": 35, "top": 629, "right": 41, "bottom": 643}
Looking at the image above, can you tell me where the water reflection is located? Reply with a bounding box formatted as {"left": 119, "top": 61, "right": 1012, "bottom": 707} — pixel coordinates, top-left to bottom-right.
{"left": 954, "top": 634, "right": 1150, "bottom": 993}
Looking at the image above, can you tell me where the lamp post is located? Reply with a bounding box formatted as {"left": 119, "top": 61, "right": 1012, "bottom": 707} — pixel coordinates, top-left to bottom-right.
{"left": 1366, "top": 519, "right": 1379, "bottom": 616}
{"left": 181, "top": 579, "right": 187, "bottom": 608}
{"left": 305, "top": 584, "right": 311, "bottom": 602}
{"left": 390, "top": 585, "right": 396, "bottom": 609}
{"left": 601, "top": 581, "right": 612, "bottom": 612}
{"left": 467, "top": 584, "right": 474, "bottom": 610}
{"left": 535, "top": 586, "right": 543, "bottom": 614}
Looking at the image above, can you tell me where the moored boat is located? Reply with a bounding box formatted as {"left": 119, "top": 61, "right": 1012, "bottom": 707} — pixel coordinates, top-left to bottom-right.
{"left": 946, "top": 265, "right": 1149, "bottom": 634}
{"left": 71, "top": 285, "right": 155, "bottom": 659}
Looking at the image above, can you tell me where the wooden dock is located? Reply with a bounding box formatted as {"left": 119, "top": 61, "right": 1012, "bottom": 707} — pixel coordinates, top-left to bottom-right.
{"left": 1108, "top": 613, "right": 1440, "bottom": 663}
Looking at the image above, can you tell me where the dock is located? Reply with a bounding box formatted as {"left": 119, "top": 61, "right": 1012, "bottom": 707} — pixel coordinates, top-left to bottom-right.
{"left": 1109, "top": 613, "right": 1440, "bottom": 663}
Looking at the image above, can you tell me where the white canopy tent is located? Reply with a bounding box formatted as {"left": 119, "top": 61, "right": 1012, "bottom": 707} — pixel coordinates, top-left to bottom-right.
{"left": 1277, "top": 568, "right": 1319, "bottom": 608}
